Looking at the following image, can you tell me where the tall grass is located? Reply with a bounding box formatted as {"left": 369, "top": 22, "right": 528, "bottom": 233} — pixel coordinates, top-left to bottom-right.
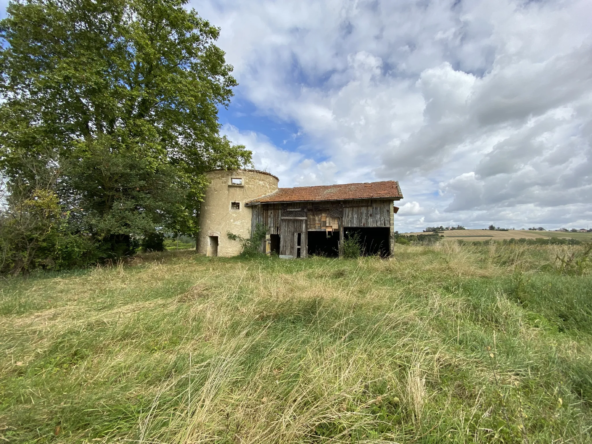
{"left": 1, "top": 243, "right": 591, "bottom": 442}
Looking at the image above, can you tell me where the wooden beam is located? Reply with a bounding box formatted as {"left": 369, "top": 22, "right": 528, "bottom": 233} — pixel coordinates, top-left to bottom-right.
{"left": 339, "top": 220, "right": 344, "bottom": 258}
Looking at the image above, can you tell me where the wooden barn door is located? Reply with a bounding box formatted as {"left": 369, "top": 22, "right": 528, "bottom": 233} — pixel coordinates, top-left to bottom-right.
{"left": 280, "top": 219, "right": 307, "bottom": 258}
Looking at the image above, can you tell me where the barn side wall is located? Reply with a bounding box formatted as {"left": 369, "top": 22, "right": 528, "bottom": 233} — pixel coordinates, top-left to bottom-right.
{"left": 250, "top": 199, "right": 397, "bottom": 257}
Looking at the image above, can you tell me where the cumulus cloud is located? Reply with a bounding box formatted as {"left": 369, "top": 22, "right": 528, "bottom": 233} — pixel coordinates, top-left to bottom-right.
{"left": 201, "top": 0, "right": 592, "bottom": 232}
{"left": 398, "top": 201, "right": 426, "bottom": 216}
{"left": 199, "top": 0, "right": 592, "bottom": 231}
{"left": 4, "top": 0, "right": 590, "bottom": 230}
{"left": 221, "top": 124, "right": 338, "bottom": 188}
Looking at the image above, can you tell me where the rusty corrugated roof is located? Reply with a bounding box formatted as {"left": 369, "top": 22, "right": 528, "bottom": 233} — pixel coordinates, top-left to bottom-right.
{"left": 247, "top": 181, "right": 403, "bottom": 205}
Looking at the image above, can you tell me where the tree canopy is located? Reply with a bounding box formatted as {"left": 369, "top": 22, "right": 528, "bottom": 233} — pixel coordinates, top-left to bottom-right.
{"left": 0, "top": 0, "right": 251, "bottom": 270}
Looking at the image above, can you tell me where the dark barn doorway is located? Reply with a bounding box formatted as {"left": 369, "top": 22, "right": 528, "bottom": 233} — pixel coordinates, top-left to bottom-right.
{"left": 307, "top": 231, "right": 340, "bottom": 257}
{"left": 208, "top": 236, "right": 219, "bottom": 257}
{"left": 270, "top": 234, "right": 280, "bottom": 255}
{"left": 344, "top": 227, "right": 390, "bottom": 257}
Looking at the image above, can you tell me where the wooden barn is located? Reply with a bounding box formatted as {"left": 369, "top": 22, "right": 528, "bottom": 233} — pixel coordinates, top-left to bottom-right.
{"left": 247, "top": 181, "right": 403, "bottom": 258}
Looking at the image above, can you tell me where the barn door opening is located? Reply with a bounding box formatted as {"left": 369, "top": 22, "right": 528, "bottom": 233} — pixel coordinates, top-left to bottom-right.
{"left": 344, "top": 227, "right": 390, "bottom": 257}
{"left": 308, "top": 230, "right": 340, "bottom": 257}
{"left": 270, "top": 234, "right": 280, "bottom": 255}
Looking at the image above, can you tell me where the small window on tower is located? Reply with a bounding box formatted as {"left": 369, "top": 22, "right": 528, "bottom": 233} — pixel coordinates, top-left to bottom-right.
{"left": 231, "top": 178, "right": 243, "bottom": 186}
{"left": 231, "top": 202, "right": 240, "bottom": 210}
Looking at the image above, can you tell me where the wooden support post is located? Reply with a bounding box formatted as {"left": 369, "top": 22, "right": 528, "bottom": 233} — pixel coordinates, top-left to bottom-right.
{"left": 339, "top": 220, "right": 344, "bottom": 258}
{"left": 389, "top": 202, "right": 395, "bottom": 257}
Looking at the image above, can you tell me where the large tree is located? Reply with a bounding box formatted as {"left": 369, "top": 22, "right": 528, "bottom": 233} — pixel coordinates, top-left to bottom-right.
{"left": 0, "top": 0, "right": 251, "bottom": 257}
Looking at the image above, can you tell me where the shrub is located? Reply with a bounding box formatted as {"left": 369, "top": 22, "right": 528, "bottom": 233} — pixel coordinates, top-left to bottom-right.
{"left": 141, "top": 233, "right": 166, "bottom": 252}
{"left": 96, "top": 234, "right": 140, "bottom": 260}
{"left": 163, "top": 235, "right": 196, "bottom": 251}
{"left": 0, "top": 189, "right": 65, "bottom": 275}
{"left": 396, "top": 233, "right": 442, "bottom": 245}
{"left": 227, "top": 223, "right": 267, "bottom": 258}
{"left": 554, "top": 244, "right": 592, "bottom": 276}
{"left": 53, "top": 234, "right": 100, "bottom": 270}
{"left": 395, "top": 237, "right": 410, "bottom": 245}
{"left": 342, "top": 232, "right": 362, "bottom": 259}
{"left": 0, "top": 188, "right": 136, "bottom": 275}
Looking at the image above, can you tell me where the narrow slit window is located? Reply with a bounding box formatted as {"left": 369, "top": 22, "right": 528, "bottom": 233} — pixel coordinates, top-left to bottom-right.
{"left": 231, "top": 202, "right": 240, "bottom": 210}
{"left": 231, "top": 178, "right": 243, "bottom": 185}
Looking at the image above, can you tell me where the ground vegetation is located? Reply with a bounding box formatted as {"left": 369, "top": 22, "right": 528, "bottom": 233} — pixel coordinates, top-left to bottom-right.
{"left": 2, "top": 242, "right": 592, "bottom": 442}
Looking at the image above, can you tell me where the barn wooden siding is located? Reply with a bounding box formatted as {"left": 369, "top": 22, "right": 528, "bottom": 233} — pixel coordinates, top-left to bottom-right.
{"left": 343, "top": 200, "right": 391, "bottom": 227}
{"left": 251, "top": 199, "right": 392, "bottom": 234}
{"left": 279, "top": 219, "right": 307, "bottom": 258}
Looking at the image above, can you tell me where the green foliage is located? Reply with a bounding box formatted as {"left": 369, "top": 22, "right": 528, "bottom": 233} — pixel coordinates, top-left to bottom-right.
{"left": 395, "top": 236, "right": 410, "bottom": 245}
{"left": 554, "top": 243, "right": 592, "bottom": 276}
{"left": 227, "top": 223, "right": 267, "bottom": 258}
{"left": 0, "top": 189, "right": 61, "bottom": 274}
{"left": 396, "top": 233, "right": 443, "bottom": 244}
{"left": 53, "top": 232, "right": 100, "bottom": 270}
{"left": 342, "top": 232, "right": 361, "bottom": 258}
{"left": 0, "top": 0, "right": 251, "bottom": 271}
{"left": 141, "top": 233, "right": 166, "bottom": 253}
{"left": 0, "top": 189, "right": 98, "bottom": 274}
{"left": 163, "top": 235, "right": 196, "bottom": 251}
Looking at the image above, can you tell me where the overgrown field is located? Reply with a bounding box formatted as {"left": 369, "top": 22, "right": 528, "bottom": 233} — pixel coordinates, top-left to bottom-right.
{"left": 1, "top": 243, "right": 592, "bottom": 443}
{"left": 405, "top": 229, "right": 592, "bottom": 242}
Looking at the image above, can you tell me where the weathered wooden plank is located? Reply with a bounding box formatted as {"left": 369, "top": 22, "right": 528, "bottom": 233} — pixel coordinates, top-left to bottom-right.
{"left": 342, "top": 200, "right": 391, "bottom": 227}
{"left": 301, "top": 225, "right": 308, "bottom": 258}
{"left": 263, "top": 199, "right": 392, "bottom": 233}
{"left": 280, "top": 219, "right": 306, "bottom": 258}
{"left": 389, "top": 202, "right": 395, "bottom": 256}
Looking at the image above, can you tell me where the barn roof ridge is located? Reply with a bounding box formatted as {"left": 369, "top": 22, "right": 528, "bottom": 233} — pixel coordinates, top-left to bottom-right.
{"left": 247, "top": 180, "right": 403, "bottom": 205}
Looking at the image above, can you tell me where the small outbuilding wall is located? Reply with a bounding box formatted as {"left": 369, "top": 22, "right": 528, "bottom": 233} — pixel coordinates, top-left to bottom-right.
{"left": 197, "top": 169, "right": 278, "bottom": 257}
{"left": 250, "top": 199, "right": 395, "bottom": 258}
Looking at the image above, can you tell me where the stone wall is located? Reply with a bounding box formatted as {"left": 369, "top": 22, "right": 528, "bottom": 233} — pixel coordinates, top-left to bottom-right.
{"left": 197, "top": 170, "right": 279, "bottom": 257}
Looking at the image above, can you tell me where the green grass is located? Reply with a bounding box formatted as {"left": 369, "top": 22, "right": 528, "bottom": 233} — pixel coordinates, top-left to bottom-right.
{"left": 535, "top": 231, "right": 592, "bottom": 241}
{"left": 1, "top": 243, "right": 592, "bottom": 443}
{"left": 163, "top": 238, "right": 196, "bottom": 250}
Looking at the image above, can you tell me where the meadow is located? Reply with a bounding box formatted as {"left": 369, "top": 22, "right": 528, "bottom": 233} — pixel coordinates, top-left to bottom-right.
{"left": 404, "top": 230, "right": 592, "bottom": 242}
{"left": 1, "top": 242, "right": 592, "bottom": 443}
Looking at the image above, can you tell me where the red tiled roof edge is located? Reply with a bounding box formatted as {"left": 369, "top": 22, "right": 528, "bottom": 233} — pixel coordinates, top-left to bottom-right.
{"left": 247, "top": 180, "right": 403, "bottom": 205}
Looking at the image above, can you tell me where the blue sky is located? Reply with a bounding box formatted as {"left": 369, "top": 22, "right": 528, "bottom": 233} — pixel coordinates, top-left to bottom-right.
{"left": 2, "top": 0, "right": 592, "bottom": 232}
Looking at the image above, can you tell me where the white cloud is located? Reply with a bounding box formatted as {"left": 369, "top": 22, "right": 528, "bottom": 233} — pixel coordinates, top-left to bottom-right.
{"left": 398, "top": 201, "right": 426, "bottom": 216}
{"left": 4, "top": 0, "right": 589, "bottom": 231}
{"left": 181, "top": 0, "right": 592, "bottom": 230}
{"left": 221, "top": 124, "right": 338, "bottom": 188}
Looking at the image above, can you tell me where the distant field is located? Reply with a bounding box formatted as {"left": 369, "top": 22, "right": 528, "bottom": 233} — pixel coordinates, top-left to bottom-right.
{"left": 404, "top": 229, "right": 592, "bottom": 242}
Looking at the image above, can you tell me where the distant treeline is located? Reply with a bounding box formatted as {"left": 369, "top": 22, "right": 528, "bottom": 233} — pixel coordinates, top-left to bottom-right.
{"left": 395, "top": 233, "right": 443, "bottom": 245}
{"left": 424, "top": 225, "right": 465, "bottom": 232}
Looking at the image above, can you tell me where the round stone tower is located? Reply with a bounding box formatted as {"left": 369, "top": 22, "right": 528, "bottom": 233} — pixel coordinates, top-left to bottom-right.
{"left": 197, "top": 169, "right": 279, "bottom": 257}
